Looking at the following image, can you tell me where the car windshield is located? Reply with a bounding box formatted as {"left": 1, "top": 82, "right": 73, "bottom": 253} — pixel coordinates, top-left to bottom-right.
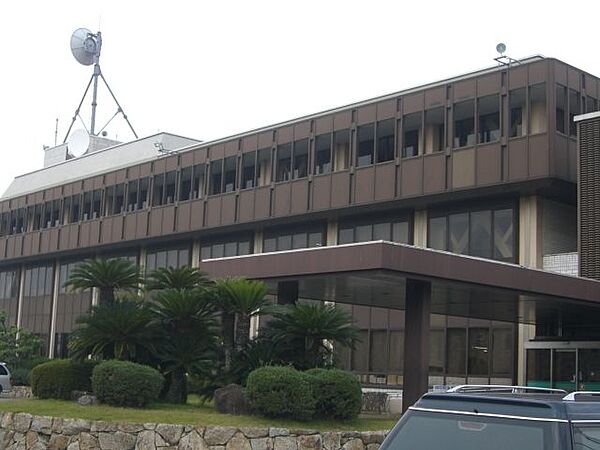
{"left": 381, "top": 410, "right": 561, "bottom": 450}
{"left": 573, "top": 424, "right": 600, "bottom": 450}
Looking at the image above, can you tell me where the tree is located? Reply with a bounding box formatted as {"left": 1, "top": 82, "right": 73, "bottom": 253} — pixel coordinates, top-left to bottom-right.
{"left": 68, "top": 300, "right": 157, "bottom": 361}
{"left": 0, "top": 310, "right": 42, "bottom": 369}
{"left": 146, "top": 266, "right": 212, "bottom": 291}
{"left": 263, "top": 303, "right": 360, "bottom": 369}
{"left": 64, "top": 258, "right": 142, "bottom": 305}
{"left": 216, "top": 278, "right": 271, "bottom": 350}
{"left": 149, "top": 288, "right": 219, "bottom": 403}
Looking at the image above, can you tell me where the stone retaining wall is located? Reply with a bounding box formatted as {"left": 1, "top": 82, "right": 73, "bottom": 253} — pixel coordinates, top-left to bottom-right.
{"left": 1, "top": 386, "right": 34, "bottom": 399}
{"left": 0, "top": 412, "right": 390, "bottom": 450}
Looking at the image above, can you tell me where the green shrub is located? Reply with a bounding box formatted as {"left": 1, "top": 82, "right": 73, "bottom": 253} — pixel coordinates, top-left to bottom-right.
{"left": 30, "top": 359, "right": 97, "bottom": 399}
{"left": 92, "top": 360, "right": 164, "bottom": 408}
{"left": 246, "top": 366, "right": 315, "bottom": 421}
{"left": 306, "top": 368, "right": 362, "bottom": 420}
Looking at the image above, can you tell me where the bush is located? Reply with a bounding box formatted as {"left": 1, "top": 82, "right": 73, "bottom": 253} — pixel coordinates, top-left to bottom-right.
{"left": 30, "top": 359, "right": 97, "bottom": 399}
{"left": 306, "top": 368, "right": 362, "bottom": 420}
{"left": 246, "top": 366, "right": 315, "bottom": 421}
{"left": 92, "top": 360, "right": 164, "bottom": 408}
{"left": 10, "top": 368, "right": 30, "bottom": 386}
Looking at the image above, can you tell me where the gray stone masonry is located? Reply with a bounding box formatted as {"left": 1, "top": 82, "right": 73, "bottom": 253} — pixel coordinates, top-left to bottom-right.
{"left": 0, "top": 412, "right": 390, "bottom": 450}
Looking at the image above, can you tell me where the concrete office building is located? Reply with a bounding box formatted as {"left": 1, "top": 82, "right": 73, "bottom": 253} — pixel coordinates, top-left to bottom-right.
{"left": 2, "top": 55, "right": 600, "bottom": 408}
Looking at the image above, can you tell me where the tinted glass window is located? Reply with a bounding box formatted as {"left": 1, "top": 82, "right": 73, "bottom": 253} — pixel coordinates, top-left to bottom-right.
{"left": 164, "top": 171, "right": 176, "bottom": 203}
{"left": 530, "top": 83, "right": 547, "bottom": 134}
{"left": 210, "top": 160, "right": 223, "bottom": 195}
{"left": 223, "top": 156, "right": 237, "bottom": 193}
{"left": 469, "top": 210, "right": 492, "bottom": 258}
{"left": 425, "top": 107, "right": 444, "bottom": 153}
{"left": 179, "top": 167, "right": 192, "bottom": 201}
{"left": 478, "top": 95, "right": 500, "bottom": 143}
{"left": 334, "top": 130, "right": 350, "bottom": 171}
{"left": 241, "top": 152, "right": 256, "bottom": 189}
{"left": 152, "top": 174, "right": 165, "bottom": 206}
{"left": 403, "top": 113, "right": 421, "bottom": 157}
{"left": 276, "top": 143, "right": 292, "bottom": 182}
{"left": 377, "top": 119, "right": 395, "bottom": 163}
{"left": 314, "top": 134, "right": 332, "bottom": 175}
{"left": 556, "top": 85, "right": 566, "bottom": 134}
{"left": 509, "top": 88, "right": 526, "bottom": 138}
{"left": 454, "top": 100, "right": 475, "bottom": 147}
{"left": 293, "top": 139, "right": 308, "bottom": 179}
{"left": 428, "top": 217, "right": 447, "bottom": 250}
{"left": 448, "top": 213, "right": 469, "bottom": 254}
{"left": 357, "top": 124, "right": 374, "bottom": 167}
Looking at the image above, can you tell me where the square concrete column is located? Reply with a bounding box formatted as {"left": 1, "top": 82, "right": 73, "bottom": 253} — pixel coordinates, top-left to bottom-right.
{"left": 402, "top": 278, "right": 431, "bottom": 412}
{"left": 277, "top": 280, "right": 298, "bottom": 305}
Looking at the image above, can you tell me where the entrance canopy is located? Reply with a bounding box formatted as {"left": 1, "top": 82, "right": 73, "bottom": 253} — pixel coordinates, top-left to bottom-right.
{"left": 201, "top": 241, "right": 600, "bottom": 327}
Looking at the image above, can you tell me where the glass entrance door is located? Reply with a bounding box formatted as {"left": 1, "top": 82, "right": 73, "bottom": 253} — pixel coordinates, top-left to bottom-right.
{"left": 579, "top": 349, "right": 600, "bottom": 391}
{"left": 552, "top": 350, "right": 577, "bottom": 391}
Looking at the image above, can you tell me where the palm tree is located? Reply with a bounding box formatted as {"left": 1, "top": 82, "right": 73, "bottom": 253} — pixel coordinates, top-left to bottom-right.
{"left": 64, "top": 258, "right": 142, "bottom": 305}
{"left": 145, "top": 266, "right": 212, "bottom": 291}
{"left": 149, "top": 288, "right": 219, "bottom": 404}
{"left": 263, "top": 303, "right": 360, "bottom": 369}
{"left": 68, "top": 300, "right": 156, "bottom": 361}
{"left": 216, "top": 278, "right": 271, "bottom": 350}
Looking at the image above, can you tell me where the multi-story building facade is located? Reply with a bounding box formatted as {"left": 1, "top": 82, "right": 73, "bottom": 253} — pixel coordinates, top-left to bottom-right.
{"left": 1, "top": 56, "right": 600, "bottom": 405}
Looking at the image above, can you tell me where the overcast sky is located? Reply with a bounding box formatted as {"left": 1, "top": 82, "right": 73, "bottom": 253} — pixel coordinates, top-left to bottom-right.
{"left": 1, "top": 0, "right": 599, "bottom": 195}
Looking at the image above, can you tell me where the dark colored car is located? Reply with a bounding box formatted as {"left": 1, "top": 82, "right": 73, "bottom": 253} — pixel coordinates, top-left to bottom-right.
{"left": 379, "top": 385, "right": 600, "bottom": 450}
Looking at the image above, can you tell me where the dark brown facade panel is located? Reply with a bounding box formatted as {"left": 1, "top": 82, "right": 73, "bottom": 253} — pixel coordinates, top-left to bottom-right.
{"left": 149, "top": 209, "right": 163, "bottom": 236}
{"left": 5, "top": 237, "right": 15, "bottom": 259}
{"left": 403, "top": 93, "right": 424, "bottom": 114}
{"left": 400, "top": 158, "right": 423, "bottom": 197}
{"left": 568, "top": 67, "right": 581, "bottom": 89}
{"left": 273, "top": 183, "right": 291, "bottom": 217}
{"left": 290, "top": 180, "right": 309, "bottom": 215}
{"left": 39, "top": 232, "right": 50, "bottom": 254}
{"left": 257, "top": 131, "right": 272, "bottom": 149}
{"left": 311, "top": 175, "right": 331, "bottom": 211}
{"left": 139, "top": 163, "right": 152, "bottom": 177}
{"left": 112, "top": 216, "right": 124, "bottom": 242}
{"left": 425, "top": 88, "right": 445, "bottom": 108}
{"left": 238, "top": 190, "right": 255, "bottom": 222}
{"left": 334, "top": 111, "right": 352, "bottom": 130}
{"left": 477, "top": 73, "right": 501, "bottom": 96}
{"left": 123, "top": 215, "right": 136, "bottom": 241}
{"left": 553, "top": 134, "right": 569, "bottom": 180}
{"left": 422, "top": 154, "right": 446, "bottom": 194}
{"left": 294, "top": 121, "right": 311, "bottom": 140}
{"left": 221, "top": 194, "right": 236, "bottom": 225}
{"left": 128, "top": 165, "right": 140, "bottom": 179}
{"left": 452, "top": 148, "right": 475, "bottom": 189}
{"left": 315, "top": 116, "right": 333, "bottom": 135}
{"left": 374, "top": 163, "right": 395, "bottom": 201}
{"left": 48, "top": 229, "right": 59, "bottom": 252}
{"left": 254, "top": 187, "right": 271, "bottom": 220}
{"left": 530, "top": 60, "right": 550, "bottom": 85}
{"left": 357, "top": 104, "right": 376, "bottom": 125}
{"left": 162, "top": 205, "right": 176, "bottom": 234}
{"left": 508, "top": 66, "right": 528, "bottom": 89}
{"left": 453, "top": 79, "right": 476, "bottom": 101}
{"left": 154, "top": 158, "right": 166, "bottom": 173}
{"left": 93, "top": 176, "right": 104, "bottom": 190}
{"left": 224, "top": 140, "right": 238, "bottom": 157}
{"left": 193, "top": 148, "right": 207, "bottom": 164}
{"left": 242, "top": 134, "right": 258, "bottom": 152}
{"left": 528, "top": 134, "right": 550, "bottom": 178}
{"left": 205, "top": 197, "right": 222, "bottom": 228}
{"left": 100, "top": 217, "right": 113, "bottom": 243}
{"left": 568, "top": 143, "right": 577, "bottom": 183}
{"left": 354, "top": 166, "right": 376, "bottom": 204}
{"left": 115, "top": 169, "right": 127, "bottom": 184}
{"left": 105, "top": 172, "right": 116, "bottom": 185}
{"left": 507, "top": 139, "right": 528, "bottom": 181}
{"left": 330, "top": 172, "right": 350, "bottom": 208}
{"left": 176, "top": 202, "right": 192, "bottom": 232}
{"left": 189, "top": 199, "right": 204, "bottom": 230}
{"left": 180, "top": 151, "right": 194, "bottom": 167}
{"left": 585, "top": 74, "right": 598, "bottom": 99}
{"left": 165, "top": 154, "right": 179, "bottom": 171}
{"left": 277, "top": 126, "right": 294, "bottom": 144}
{"left": 376, "top": 100, "right": 396, "bottom": 119}
{"left": 209, "top": 144, "right": 225, "bottom": 161}
{"left": 476, "top": 144, "right": 502, "bottom": 186}
{"left": 135, "top": 212, "right": 148, "bottom": 239}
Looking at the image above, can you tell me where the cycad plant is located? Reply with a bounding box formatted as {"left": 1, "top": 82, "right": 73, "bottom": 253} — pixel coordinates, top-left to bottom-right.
{"left": 64, "top": 258, "right": 142, "bottom": 305}
{"left": 145, "top": 266, "right": 212, "bottom": 291}
{"left": 264, "top": 302, "right": 359, "bottom": 369}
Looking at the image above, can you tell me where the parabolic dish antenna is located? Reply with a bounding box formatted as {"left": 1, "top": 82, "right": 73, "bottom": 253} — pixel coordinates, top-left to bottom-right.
{"left": 70, "top": 28, "right": 99, "bottom": 66}
{"left": 67, "top": 129, "right": 90, "bottom": 157}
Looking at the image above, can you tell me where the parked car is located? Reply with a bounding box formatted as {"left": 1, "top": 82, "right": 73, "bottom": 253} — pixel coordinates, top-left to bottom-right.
{"left": 0, "top": 362, "right": 12, "bottom": 394}
{"left": 379, "top": 385, "right": 600, "bottom": 450}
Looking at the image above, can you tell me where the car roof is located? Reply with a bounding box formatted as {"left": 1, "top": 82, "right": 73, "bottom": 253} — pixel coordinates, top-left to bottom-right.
{"left": 415, "top": 392, "right": 600, "bottom": 421}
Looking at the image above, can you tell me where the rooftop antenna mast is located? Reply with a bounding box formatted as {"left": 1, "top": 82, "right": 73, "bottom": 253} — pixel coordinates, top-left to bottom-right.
{"left": 63, "top": 28, "right": 138, "bottom": 143}
{"left": 494, "top": 43, "right": 521, "bottom": 67}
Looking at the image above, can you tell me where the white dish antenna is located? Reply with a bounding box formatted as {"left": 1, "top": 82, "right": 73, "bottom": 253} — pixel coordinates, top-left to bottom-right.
{"left": 67, "top": 129, "right": 90, "bottom": 157}
{"left": 70, "top": 28, "right": 100, "bottom": 66}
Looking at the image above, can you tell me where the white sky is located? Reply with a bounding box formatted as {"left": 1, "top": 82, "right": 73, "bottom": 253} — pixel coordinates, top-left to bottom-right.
{"left": 1, "top": 0, "right": 599, "bottom": 195}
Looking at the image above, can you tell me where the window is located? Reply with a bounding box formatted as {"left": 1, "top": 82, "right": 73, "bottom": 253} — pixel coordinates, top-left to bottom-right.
{"left": 334, "top": 129, "right": 350, "bottom": 171}
{"left": 509, "top": 88, "right": 526, "bottom": 137}
{"left": 178, "top": 167, "right": 192, "bottom": 201}
{"left": 428, "top": 216, "right": 447, "bottom": 250}
{"left": 293, "top": 139, "right": 308, "bottom": 179}
{"left": 338, "top": 216, "right": 412, "bottom": 245}
{"left": 114, "top": 183, "right": 125, "bottom": 213}
{"left": 42, "top": 201, "right": 52, "bottom": 229}
{"left": 200, "top": 236, "right": 252, "bottom": 260}
{"left": 70, "top": 195, "right": 81, "bottom": 222}
{"left": 146, "top": 246, "right": 190, "bottom": 271}
{"left": 33, "top": 204, "right": 43, "bottom": 230}
{"left": 263, "top": 224, "right": 325, "bottom": 252}
{"left": 425, "top": 107, "right": 444, "bottom": 153}
{"left": 127, "top": 180, "right": 138, "bottom": 211}
{"left": 530, "top": 83, "right": 547, "bottom": 134}
{"left": 92, "top": 190, "right": 102, "bottom": 219}
{"left": 152, "top": 174, "right": 164, "bottom": 206}
{"left": 370, "top": 330, "right": 388, "bottom": 372}
{"left": 468, "top": 328, "right": 489, "bottom": 376}
{"left": 257, "top": 148, "right": 272, "bottom": 186}
{"left": 138, "top": 178, "right": 149, "bottom": 209}
{"left": 376, "top": 119, "right": 395, "bottom": 162}
{"left": 586, "top": 96, "right": 598, "bottom": 113}
{"left": 192, "top": 164, "right": 206, "bottom": 198}
{"left": 164, "top": 171, "right": 176, "bottom": 203}
{"left": 403, "top": 113, "right": 421, "bottom": 157}
{"left": 469, "top": 210, "right": 492, "bottom": 258}
{"left": 241, "top": 152, "right": 256, "bottom": 189}
{"left": 454, "top": 100, "right": 475, "bottom": 147}
{"left": 493, "top": 208, "right": 514, "bottom": 262}
{"left": 478, "top": 95, "right": 500, "bottom": 143}
{"left": 104, "top": 186, "right": 115, "bottom": 216}
{"left": 429, "top": 329, "right": 445, "bottom": 374}
{"left": 357, "top": 124, "right": 374, "bottom": 166}
{"left": 556, "top": 85, "right": 567, "bottom": 134}
{"left": 223, "top": 157, "right": 237, "bottom": 193}
{"left": 446, "top": 328, "right": 466, "bottom": 375}
{"left": 314, "top": 133, "right": 332, "bottom": 175}
{"left": 276, "top": 143, "right": 291, "bottom": 182}
{"left": 210, "top": 160, "right": 223, "bottom": 195}
{"left": 448, "top": 213, "right": 468, "bottom": 254}
{"left": 492, "top": 327, "right": 512, "bottom": 376}
{"left": 82, "top": 192, "right": 92, "bottom": 220}
{"left": 569, "top": 89, "right": 581, "bottom": 137}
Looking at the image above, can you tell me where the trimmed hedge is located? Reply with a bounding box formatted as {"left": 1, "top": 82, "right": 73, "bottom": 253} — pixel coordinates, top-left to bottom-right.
{"left": 30, "top": 359, "right": 96, "bottom": 400}
{"left": 306, "top": 368, "right": 362, "bottom": 419}
{"left": 246, "top": 366, "right": 315, "bottom": 421}
{"left": 92, "top": 360, "right": 164, "bottom": 408}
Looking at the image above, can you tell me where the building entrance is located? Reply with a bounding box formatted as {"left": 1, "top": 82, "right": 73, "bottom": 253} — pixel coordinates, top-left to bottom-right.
{"left": 526, "top": 344, "right": 600, "bottom": 391}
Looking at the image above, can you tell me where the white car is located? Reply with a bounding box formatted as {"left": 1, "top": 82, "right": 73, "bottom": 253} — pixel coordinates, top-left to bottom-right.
{"left": 0, "top": 363, "right": 12, "bottom": 394}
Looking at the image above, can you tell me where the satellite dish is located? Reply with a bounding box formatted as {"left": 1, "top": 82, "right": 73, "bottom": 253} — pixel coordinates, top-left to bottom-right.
{"left": 70, "top": 28, "right": 100, "bottom": 66}
{"left": 496, "top": 43, "right": 506, "bottom": 55}
{"left": 67, "top": 129, "right": 90, "bottom": 157}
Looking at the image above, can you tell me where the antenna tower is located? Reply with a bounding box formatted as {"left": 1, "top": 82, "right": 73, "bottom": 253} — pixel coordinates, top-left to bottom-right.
{"left": 63, "top": 28, "right": 138, "bottom": 143}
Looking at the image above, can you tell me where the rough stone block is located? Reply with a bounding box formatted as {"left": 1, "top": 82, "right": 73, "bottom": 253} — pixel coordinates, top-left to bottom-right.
{"left": 225, "top": 432, "right": 251, "bottom": 450}
{"left": 269, "top": 429, "right": 289, "bottom": 438}
{"left": 204, "top": 427, "right": 237, "bottom": 445}
{"left": 250, "top": 437, "right": 272, "bottom": 450}
{"left": 298, "top": 435, "right": 321, "bottom": 450}
{"left": 273, "top": 436, "right": 297, "bottom": 450}
{"left": 240, "top": 428, "right": 268, "bottom": 439}
{"left": 321, "top": 433, "right": 340, "bottom": 450}
{"left": 156, "top": 424, "right": 184, "bottom": 445}
{"left": 178, "top": 430, "right": 208, "bottom": 450}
